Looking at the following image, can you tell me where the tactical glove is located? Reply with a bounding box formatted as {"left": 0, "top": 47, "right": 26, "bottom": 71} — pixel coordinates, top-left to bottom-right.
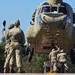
{"left": 3, "top": 20, "right": 6, "bottom": 26}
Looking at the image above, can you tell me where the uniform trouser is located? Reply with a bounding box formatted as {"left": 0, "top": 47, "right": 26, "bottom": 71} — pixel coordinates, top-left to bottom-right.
{"left": 58, "top": 62, "right": 68, "bottom": 73}
{"left": 5, "top": 48, "right": 14, "bottom": 66}
{"left": 51, "top": 60, "right": 57, "bottom": 72}
{"left": 58, "top": 62, "right": 64, "bottom": 73}
{"left": 4, "top": 44, "right": 22, "bottom": 68}
{"left": 9, "top": 55, "right": 14, "bottom": 66}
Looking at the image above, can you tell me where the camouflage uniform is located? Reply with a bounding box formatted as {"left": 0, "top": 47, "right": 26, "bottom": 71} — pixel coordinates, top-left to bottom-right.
{"left": 2, "top": 24, "right": 14, "bottom": 73}
{"left": 4, "top": 20, "right": 25, "bottom": 73}
{"left": 57, "top": 49, "right": 68, "bottom": 73}
{"left": 43, "top": 61, "right": 50, "bottom": 73}
{"left": 49, "top": 46, "right": 59, "bottom": 72}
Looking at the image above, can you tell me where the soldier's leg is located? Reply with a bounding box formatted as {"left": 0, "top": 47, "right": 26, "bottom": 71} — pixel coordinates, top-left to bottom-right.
{"left": 4, "top": 48, "right": 14, "bottom": 73}
{"left": 61, "top": 62, "right": 64, "bottom": 73}
{"left": 53, "top": 62, "right": 57, "bottom": 72}
{"left": 60, "top": 62, "right": 64, "bottom": 73}
{"left": 64, "top": 63, "right": 68, "bottom": 72}
{"left": 44, "top": 66, "right": 46, "bottom": 73}
{"left": 50, "top": 62, "right": 53, "bottom": 72}
{"left": 15, "top": 49, "right": 22, "bottom": 73}
{"left": 4, "top": 48, "right": 9, "bottom": 73}
{"left": 57, "top": 62, "right": 62, "bottom": 73}
{"left": 9, "top": 55, "right": 14, "bottom": 73}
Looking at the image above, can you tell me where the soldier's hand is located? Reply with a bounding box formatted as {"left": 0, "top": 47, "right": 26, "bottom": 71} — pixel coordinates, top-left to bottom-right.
{"left": 3, "top": 20, "right": 6, "bottom": 26}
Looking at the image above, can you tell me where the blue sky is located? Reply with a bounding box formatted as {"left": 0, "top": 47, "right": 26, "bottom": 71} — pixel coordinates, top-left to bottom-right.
{"left": 0, "top": 0, "right": 75, "bottom": 42}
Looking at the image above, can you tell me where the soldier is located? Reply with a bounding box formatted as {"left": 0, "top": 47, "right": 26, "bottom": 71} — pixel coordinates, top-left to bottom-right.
{"left": 57, "top": 48, "right": 68, "bottom": 73}
{"left": 49, "top": 46, "right": 59, "bottom": 72}
{"left": 43, "top": 61, "right": 50, "bottom": 73}
{"left": 8, "top": 24, "right": 15, "bottom": 73}
{"left": 4, "top": 20, "right": 25, "bottom": 73}
{"left": 2, "top": 21, "right": 14, "bottom": 73}
{"left": 70, "top": 47, "right": 75, "bottom": 64}
{"left": 25, "top": 43, "right": 34, "bottom": 62}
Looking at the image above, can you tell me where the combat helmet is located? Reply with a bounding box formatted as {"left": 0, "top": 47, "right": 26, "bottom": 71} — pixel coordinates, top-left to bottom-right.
{"left": 14, "top": 20, "right": 20, "bottom": 26}
{"left": 8, "top": 24, "right": 14, "bottom": 29}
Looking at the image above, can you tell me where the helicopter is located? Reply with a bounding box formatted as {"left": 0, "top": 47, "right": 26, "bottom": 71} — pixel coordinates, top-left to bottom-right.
{"left": 26, "top": 0, "right": 75, "bottom": 57}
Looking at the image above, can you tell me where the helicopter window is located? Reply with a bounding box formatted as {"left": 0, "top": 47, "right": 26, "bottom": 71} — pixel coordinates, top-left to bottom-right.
{"left": 59, "top": 7, "right": 67, "bottom": 14}
{"left": 41, "top": 6, "right": 50, "bottom": 13}
{"left": 42, "top": 2, "right": 49, "bottom": 5}
{"left": 51, "top": 7, "right": 57, "bottom": 13}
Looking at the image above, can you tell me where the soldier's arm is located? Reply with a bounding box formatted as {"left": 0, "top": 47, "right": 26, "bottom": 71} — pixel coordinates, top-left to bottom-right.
{"left": 2, "top": 26, "right": 6, "bottom": 35}
{"left": 49, "top": 52, "right": 51, "bottom": 59}
{"left": 55, "top": 46, "right": 60, "bottom": 53}
{"left": 49, "top": 53, "right": 52, "bottom": 64}
{"left": 2, "top": 26, "right": 9, "bottom": 39}
{"left": 2, "top": 28, "right": 9, "bottom": 40}
{"left": 49, "top": 53, "right": 50, "bottom": 59}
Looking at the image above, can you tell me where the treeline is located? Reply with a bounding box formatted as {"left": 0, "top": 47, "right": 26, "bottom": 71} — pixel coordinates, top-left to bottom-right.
{"left": 0, "top": 37, "right": 49, "bottom": 73}
{"left": 0, "top": 37, "right": 75, "bottom": 73}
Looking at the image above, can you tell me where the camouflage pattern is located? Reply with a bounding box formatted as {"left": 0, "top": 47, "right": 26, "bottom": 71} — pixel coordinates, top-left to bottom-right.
{"left": 43, "top": 61, "right": 50, "bottom": 73}
{"left": 4, "top": 42, "right": 22, "bottom": 68}
{"left": 14, "top": 20, "right": 20, "bottom": 26}
{"left": 2, "top": 25, "right": 14, "bottom": 66}
{"left": 4, "top": 20, "right": 25, "bottom": 73}
{"left": 49, "top": 46, "right": 59, "bottom": 72}
{"left": 8, "top": 24, "right": 14, "bottom": 30}
{"left": 57, "top": 50, "right": 67, "bottom": 63}
{"left": 2, "top": 24, "right": 15, "bottom": 73}
{"left": 57, "top": 49, "right": 68, "bottom": 73}
{"left": 5, "top": 43, "right": 14, "bottom": 67}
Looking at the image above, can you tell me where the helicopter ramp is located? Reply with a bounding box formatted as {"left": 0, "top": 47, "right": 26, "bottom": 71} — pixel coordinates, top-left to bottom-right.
{"left": 0, "top": 73, "right": 75, "bottom": 75}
